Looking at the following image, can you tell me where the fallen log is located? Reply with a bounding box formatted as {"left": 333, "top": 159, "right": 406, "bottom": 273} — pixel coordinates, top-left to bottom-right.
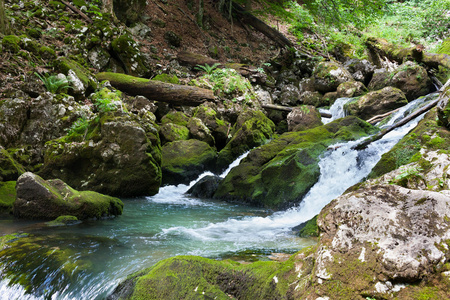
{"left": 177, "top": 51, "right": 220, "bottom": 68}
{"left": 96, "top": 72, "right": 215, "bottom": 106}
{"left": 352, "top": 98, "right": 440, "bottom": 150}
{"left": 366, "top": 37, "right": 450, "bottom": 70}
{"left": 262, "top": 104, "right": 332, "bottom": 118}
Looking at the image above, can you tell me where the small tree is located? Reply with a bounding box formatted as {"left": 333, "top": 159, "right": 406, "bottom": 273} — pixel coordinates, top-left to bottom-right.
{"left": 0, "top": 0, "right": 10, "bottom": 34}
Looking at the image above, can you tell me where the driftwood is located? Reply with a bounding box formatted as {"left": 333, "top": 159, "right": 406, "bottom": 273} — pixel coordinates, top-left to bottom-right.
{"left": 366, "top": 108, "right": 400, "bottom": 125}
{"left": 61, "top": 0, "right": 93, "bottom": 24}
{"left": 352, "top": 98, "right": 440, "bottom": 150}
{"left": 366, "top": 37, "right": 450, "bottom": 70}
{"left": 96, "top": 72, "right": 215, "bottom": 106}
{"left": 262, "top": 104, "right": 332, "bottom": 118}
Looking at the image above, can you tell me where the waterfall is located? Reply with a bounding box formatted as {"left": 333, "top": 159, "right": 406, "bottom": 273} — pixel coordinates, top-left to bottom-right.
{"left": 320, "top": 97, "right": 355, "bottom": 124}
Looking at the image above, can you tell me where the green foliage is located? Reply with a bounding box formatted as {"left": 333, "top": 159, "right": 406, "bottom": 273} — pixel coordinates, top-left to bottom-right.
{"left": 365, "top": 0, "right": 450, "bottom": 49}
{"left": 194, "top": 63, "right": 221, "bottom": 74}
{"left": 90, "top": 87, "right": 125, "bottom": 113}
{"left": 67, "top": 116, "right": 90, "bottom": 138}
{"left": 34, "top": 72, "right": 71, "bottom": 94}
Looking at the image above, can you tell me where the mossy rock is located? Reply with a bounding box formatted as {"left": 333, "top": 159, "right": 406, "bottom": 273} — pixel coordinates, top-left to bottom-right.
{"left": 162, "top": 139, "right": 217, "bottom": 185}
{"left": 111, "top": 34, "right": 149, "bottom": 77}
{"left": 113, "top": 0, "right": 147, "bottom": 24}
{"left": 313, "top": 61, "right": 353, "bottom": 93}
{"left": 46, "top": 215, "right": 80, "bottom": 226}
{"left": 161, "top": 111, "right": 189, "bottom": 126}
{"left": 53, "top": 57, "right": 97, "bottom": 94}
{"left": 216, "top": 110, "right": 275, "bottom": 170}
{"left": 159, "top": 123, "right": 190, "bottom": 144}
{"left": 0, "top": 147, "right": 26, "bottom": 181}
{"left": 38, "top": 46, "right": 56, "bottom": 60}
{"left": 1, "top": 35, "right": 21, "bottom": 53}
{"left": 437, "top": 84, "right": 450, "bottom": 129}
{"left": 368, "top": 108, "right": 450, "bottom": 179}
{"left": 214, "top": 116, "right": 378, "bottom": 210}
{"left": 164, "top": 31, "right": 182, "bottom": 47}
{"left": 39, "top": 112, "right": 162, "bottom": 197}
{"left": 0, "top": 181, "right": 16, "bottom": 213}
{"left": 296, "top": 215, "right": 319, "bottom": 238}
{"left": 438, "top": 38, "right": 450, "bottom": 55}
{"left": 193, "top": 104, "right": 230, "bottom": 149}
{"left": 13, "top": 172, "right": 123, "bottom": 220}
{"left": 108, "top": 255, "right": 299, "bottom": 300}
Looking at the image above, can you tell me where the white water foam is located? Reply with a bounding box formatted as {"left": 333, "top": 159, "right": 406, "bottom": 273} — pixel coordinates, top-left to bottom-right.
{"left": 320, "top": 97, "right": 355, "bottom": 124}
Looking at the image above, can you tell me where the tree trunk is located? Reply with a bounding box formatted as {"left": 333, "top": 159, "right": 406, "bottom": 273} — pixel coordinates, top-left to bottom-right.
{"left": 0, "top": 0, "right": 10, "bottom": 34}
{"left": 230, "top": 1, "right": 293, "bottom": 48}
{"left": 177, "top": 51, "right": 220, "bottom": 68}
{"left": 96, "top": 72, "right": 215, "bottom": 106}
{"left": 366, "top": 37, "right": 450, "bottom": 70}
{"left": 262, "top": 104, "right": 332, "bottom": 118}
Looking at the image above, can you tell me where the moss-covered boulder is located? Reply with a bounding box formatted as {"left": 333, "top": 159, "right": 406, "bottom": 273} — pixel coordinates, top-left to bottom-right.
{"left": 368, "top": 62, "right": 431, "bottom": 101}
{"left": 336, "top": 81, "right": 367, "bottom": 98}
{"left": 107, "top": 255, "right": 300, "bottom": 300}
{"left": 287, "top": 105, "right": 322, "bottom": 132}
{"left": 111, "top": 34, "right": 149, "bottom": 77}
{"left": 0, "top": 181, "right": 16, "bottom": 213}
{"left": 46, "top": 215, "right": 80, "bottom": 226}
{"left": 161, "top": 139, "right": 217, "bottom": 185}
{"left": 159, "top": 123, "right": 190, "bottom": 144}
{"left": 0, "top": 98, "right": 30, "bottom": 148}
{"left": 216, "top": 110, "right": 275, "bottom": 170}
{"left": 192, "top": 104, "right": 230, "bottom": 149}
{"left": 437, "top": 83, "right": 450, "bottom": 128}
{"left": 0, "top": 147, "right": 25, "bottom": 181}
{"left": 53, "top": 57, "right": 98, "bottom": 94}
{"left": 368, "top": 107, "right": 450, "bottom": 179}
{"left": 300, "top": 91, "right": 325, "bottom": 107}
{"left": 13, "top": 172, "right": 123, "bottom": 220}
{"left": 39, "top": 111, "right": 162, "bottom": 197}
{"left": 186, "top": 117, "right": 215, "bottom": 146}
{"left": 279, "top": 84, "right": 301, "bottom": 106}
{"left": 214, "top": 116, "right": 378, "bottom": 209}
{"left": 313, "top": 61, "right": 353, "bottom": 93}
{"left": 344, "top": 86, "right": 408, "bottom": 120}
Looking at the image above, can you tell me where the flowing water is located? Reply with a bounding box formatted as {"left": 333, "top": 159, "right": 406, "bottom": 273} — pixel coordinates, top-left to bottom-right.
{"left": 0, "top": 94, "right": 438, "bottom": 300}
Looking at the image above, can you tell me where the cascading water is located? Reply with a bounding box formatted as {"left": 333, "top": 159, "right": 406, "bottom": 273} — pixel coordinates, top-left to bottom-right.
{"left": 0, "top": 93, "right": 438, "bottom": 300}
{"left": 320, "top": 97, "right": 355, "bottom": 124}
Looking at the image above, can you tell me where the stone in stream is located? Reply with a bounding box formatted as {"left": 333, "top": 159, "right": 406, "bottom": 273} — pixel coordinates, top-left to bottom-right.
{"left": 13, "top": 172, "right": 123, "bottom": 220}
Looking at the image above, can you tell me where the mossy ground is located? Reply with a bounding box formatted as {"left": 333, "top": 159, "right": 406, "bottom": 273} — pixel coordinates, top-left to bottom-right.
{"left": 0, "top": 181, "right": 16, "bottom": 213}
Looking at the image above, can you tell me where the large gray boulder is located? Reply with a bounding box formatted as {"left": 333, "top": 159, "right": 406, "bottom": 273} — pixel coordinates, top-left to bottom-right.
{"left": 345, "top": 86, "right": 408, "bottom": 120}
{"left": 14, "top": 172, "right": 123, "bottom": 220}
{"left": 287, "top": 105, "right": 322, "bottom": 132}
{"left": 313, "top": 61, "right": 353, "bottom": 93}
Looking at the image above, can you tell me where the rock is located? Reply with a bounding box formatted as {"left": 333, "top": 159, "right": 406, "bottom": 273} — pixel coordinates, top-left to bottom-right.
{"left": 186, "top": 117, "right": 215, "bottom": 146}
{"left": 344, "top": 58, "right": 375, "bottom": 85}
{"left": 437, "top": 84, "right": 450, "bottom": 128}
{"left": 317, "top": 184, "right": 450, "bottom": 287}
{"left": 186, "top": 175, "right": 222, "bottom": 199}
{"left": 161, "top": 139, "right": 217, "bottom": 185}
{"left": 193, "top": 104, "right": 230, "bottom": 150}
{"left": 299, "top": 77, "right": 316, "bottom": 93}
{"left": 164, "top": 31, "right": 182, "bottom": 47}
{"left": 313, "top": 61, "right": 353, "bottom": 93}
{"left": 287, "top": 105, "right": 323, "bottom": 132}
{"left": 111, "top": 34, "right": 149, "bottom": 77}
{"left": 368, "top": 62, "right": 432, "bottom": 101}
{"left": 113, "top": 0, "right": 146, "bottom": 24}
{"left": 367, "top": 68, "right": 390, "bottom": 91}
{"left": 344, "top": 86, "right": 408, "bottom": 120}
{"left": 391, "top": 61, "right": 432, "bottom": 101}
{"left": 13, "top": 172, "right": 123, "bottom": 220}
{"left": 368, "top": 108, "right": 450, "bottom": 179}
{"left": 336, "top": 81, "right": 367, "bottom": 98}
{"left": 278, "top": 84, "right": 301, "bottom": 106}
{"left": 159, "top": 123, "right": 190, "bottom": 144}
{"left": 0, "top": 181, "right": 16, "bottom": 213}
{"left": 0, "top": 147, "right": 25, "bottom": 181}
{"left": 300, "top": 91, "right": 325, "bottom": 107}
{"left": 54, "top": 57, "right": 98, "bottom": 94}
{"left": 88, "top": 46, "right": 111, "bottom": 70}
{"left": 214, "top": 116, "right": 377, "bottom": 209}
{"left": 216, "top": 110, "right": 275, "bottom": 170}
{"left": 39, "top": 112, "right": 162, "bottom": 197}
{"left": 46, "top": 215, "right": 81, "bottom": 226}
{"left": 0, "top": 98, "right": 30, "bottom": 148}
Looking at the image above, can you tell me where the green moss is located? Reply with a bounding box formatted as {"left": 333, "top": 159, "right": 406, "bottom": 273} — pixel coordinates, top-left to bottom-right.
{"left": 53, "top": 57, "right": 98, "bottom": 92}
{"left": 2, "top": 35, "right": 21, "bottom": 53}
{"left": 0, "top": 181, "right": 16, "bottom": 213}
{"left": 437, "top": 38, "right": 450, "bottom": 55}
{"left": 153, "top": 74, "right": 179, "bottom": 84}
{"left": 298, "top": 215, "right": 319, "bottom": 237}
{"left": 161, "top": 111, "right": 189, "bottom": 126}
{"left": 0, "top": 148, "right": 26, "bottom": 181}
{"left": 46, "top": 215, "right": 79, "bottom": 226}
{"left": 111, "top": 34, "right": 148, "bottom": 76}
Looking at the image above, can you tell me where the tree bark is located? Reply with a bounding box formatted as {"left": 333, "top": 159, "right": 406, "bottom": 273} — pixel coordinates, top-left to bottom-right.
{"left": 230, "top": 1, "right": 293, "bottom": 48}
{"left": 96, "top": 72, "right": 215, "bottom": 106}
{"left": 177, "top": 51, "right": 220, "bottom": 68}
{"left": 0, "top": 0, "right": 10, "bottom": 34}
{"left": 352, "top": 98, "right": 440, "bottom": 150}
{"left": 366, "top": 108, "right": 400, "bottom": 125}
{"left": 366, "top": 37, "right": 450, "bottom": 70}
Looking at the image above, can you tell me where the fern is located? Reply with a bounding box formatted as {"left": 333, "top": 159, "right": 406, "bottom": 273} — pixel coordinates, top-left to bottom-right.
{"left": 194, "top": 63, "right": 221, "bottom": 74}
{"left": 35, "top": 72, "right": 71, "bottom": 94}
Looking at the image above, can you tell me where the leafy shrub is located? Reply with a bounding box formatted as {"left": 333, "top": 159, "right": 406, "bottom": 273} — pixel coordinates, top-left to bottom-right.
{"left": 35, "top": 72, "right": 71, "bottom": 94}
